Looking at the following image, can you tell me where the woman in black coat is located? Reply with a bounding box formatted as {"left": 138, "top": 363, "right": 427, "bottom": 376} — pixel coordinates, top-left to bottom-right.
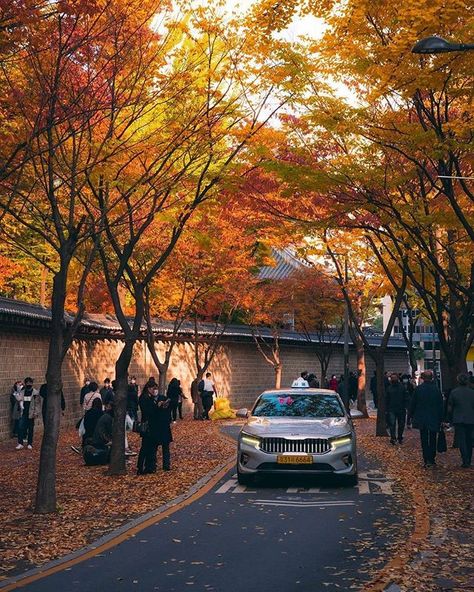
{"left": 137, "top": 385, "right": 172, "bottom": 475}
{"left": 166, "top": 378, "right": 182, "bottom": 422}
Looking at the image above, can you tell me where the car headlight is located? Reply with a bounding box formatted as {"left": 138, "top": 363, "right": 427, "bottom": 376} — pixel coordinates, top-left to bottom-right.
{"left": 331, "top": 434, "right": 353, "bottom": 449}
{"left": 240, "top": 432, "right": 261, "bottom": 448}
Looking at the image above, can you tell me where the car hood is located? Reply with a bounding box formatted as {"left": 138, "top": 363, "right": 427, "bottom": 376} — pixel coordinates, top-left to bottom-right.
{"left": 242, "top": 416, "right": 352, "bottom": 439}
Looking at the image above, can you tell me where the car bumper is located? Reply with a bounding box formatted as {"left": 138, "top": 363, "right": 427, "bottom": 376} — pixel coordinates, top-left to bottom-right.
{"left": 237, "top": 440, "right": 357, "bottom": 476}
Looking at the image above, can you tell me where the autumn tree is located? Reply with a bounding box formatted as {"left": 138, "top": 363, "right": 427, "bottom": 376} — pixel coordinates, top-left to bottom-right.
{"left": 90, "top": 4, "right": 300, "bottom": 475}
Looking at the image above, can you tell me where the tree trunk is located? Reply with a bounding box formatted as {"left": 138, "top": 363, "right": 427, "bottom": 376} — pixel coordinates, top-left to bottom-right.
{"left": 355, "top": 338, "right": 368, "bottom": 418}
{"left": 158, "top": 365, "right": 168, "bottom": 394}
{"left": 274, "top": 364, "right": 282, "bottom": 389}
{"left": 35, "top": 269, "right": 67, "bottom": 513}
{"left": 375, "top": 353, "right": 388, "bottom": 437}
{"left": 109, "top": 340, "right": 135, "bottom": 475}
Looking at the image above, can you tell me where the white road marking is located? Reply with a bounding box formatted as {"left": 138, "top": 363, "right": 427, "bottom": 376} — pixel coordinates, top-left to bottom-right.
{"left": 251, "top": 500, "right": 356, "bottom": 508}
{"left": 215, "top": 474, "right": 395, "bottom": 495}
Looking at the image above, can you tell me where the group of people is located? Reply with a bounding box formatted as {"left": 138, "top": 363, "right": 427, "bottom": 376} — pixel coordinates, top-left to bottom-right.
{"left": 75, "top": 372, "right": 219, "bottom": 474}
{"left": 385, "top": 370, "right": 474, "bottom": 469}
{"left": 10, "top": 376, "right": 65, "bottom": 450}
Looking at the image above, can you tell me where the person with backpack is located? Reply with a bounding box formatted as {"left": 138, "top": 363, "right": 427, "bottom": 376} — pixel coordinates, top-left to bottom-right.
{"left": 199, "top": 372, "right": 218, "bottom": 420}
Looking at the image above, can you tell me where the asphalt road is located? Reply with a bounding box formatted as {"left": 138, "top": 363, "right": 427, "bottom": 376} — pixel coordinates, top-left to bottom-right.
{"left": 14, "top": 426, "right": 409, "bottom": 592}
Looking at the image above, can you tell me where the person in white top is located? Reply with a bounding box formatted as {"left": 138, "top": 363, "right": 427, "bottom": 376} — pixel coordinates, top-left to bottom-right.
{"left": 199, "top": 372, "right": 218, "bottom": 420}
{"left": 292, "top": 372, "right": 309, "bottom": 388}
{"left": 82, "top": 382, "right": 102, "bottom": 411}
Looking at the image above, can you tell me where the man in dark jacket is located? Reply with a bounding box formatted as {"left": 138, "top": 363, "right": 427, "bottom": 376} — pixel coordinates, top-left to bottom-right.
{"left": 127, "top": 376, "right": 139, "bottom": 420}
{"left": 100, "top": 378, "right": 114, "bottom": 405}
{"left": 137, "top": 384, "right": 172, "bottom": 475}
{"left": 386, "top": 373, "right": 408, "bottom": 444}
{"left": 409, "top": 370, "right": 444, "bottom": 468}
{"left": 448, "top": 373, "right": 474, "bottom": 468}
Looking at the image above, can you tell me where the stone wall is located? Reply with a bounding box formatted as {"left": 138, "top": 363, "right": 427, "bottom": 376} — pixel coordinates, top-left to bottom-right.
{"left": 0, "top": 331, "right": 408, "bottom": 441}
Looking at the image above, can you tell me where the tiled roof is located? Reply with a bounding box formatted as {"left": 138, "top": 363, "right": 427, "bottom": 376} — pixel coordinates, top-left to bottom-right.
{"left": 257, "top": 247, "right": 308, "bottom": 281}
{"left": 0, "top": 296, "right": 407, "bottom": 349}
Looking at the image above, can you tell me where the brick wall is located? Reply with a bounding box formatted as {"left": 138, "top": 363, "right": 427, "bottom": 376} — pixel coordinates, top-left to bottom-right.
{"left": 0, "top": 331, "right": 408, "bottom": 441}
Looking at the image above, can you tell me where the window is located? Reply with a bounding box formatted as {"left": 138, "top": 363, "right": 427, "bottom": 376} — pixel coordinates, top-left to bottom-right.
{"left": 252, "top": 394, "right": 345, "bottom": 418}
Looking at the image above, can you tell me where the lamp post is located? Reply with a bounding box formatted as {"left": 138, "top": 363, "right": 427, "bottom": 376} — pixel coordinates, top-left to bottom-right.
{"left": 412, "top": 36, "right": 474, "bottom": 54}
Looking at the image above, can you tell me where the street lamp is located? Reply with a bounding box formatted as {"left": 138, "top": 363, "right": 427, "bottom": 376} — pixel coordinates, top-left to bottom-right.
{"left": 412, "top": 36, "right": 474, "bottom": 54}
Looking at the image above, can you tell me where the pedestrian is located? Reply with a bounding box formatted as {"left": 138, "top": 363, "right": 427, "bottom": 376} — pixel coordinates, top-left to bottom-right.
{"left": 386, "top": 373, "right": 408, "bottom": 445}
{"left": 328, "top": 375, "right": 339, "bottom": 392}
{"left": 137, "top": 383, "right": 172, "bottom": 474}
{"left": 370, "top": 370, "right": 378, "bottom": 408}
{"left": 292, "top": 372, "right": 309, "bottom": 388}
{"left": 191, "top": 377, "right": 203, "bottom": 420}
{"left": 447, "top": 373, "right": 474, "bottom": 468}
{"left": 80, "top": 378, "right": 91, "bottom": 406}
{"left": 401, "top": 374, "right": 414, "bottom": 428}
{"left": 199, "top": 372, "right": 217, "bottom": 420}
{"left": 409, "top": 370, "right": 444, "bottom": 468}
{"left": 127, "top": 376, "right": 139, "bottom": 421}
{"left": 100, "top": 378, "right": 114, "bottom": 405}
{"left": 83, "top": 382, "right": 102, "bottom": 411}
{"left": 177, "top": 381, "right": 187, "bottom": 419}
{"left": 39, "top": 378, "right": 66, "bottom": 426}
{"left": 14, "top": 377, "right": 42, "bottom": 450}
{"left": 307, "top": 374, "right": 320, "bottom": 388}
{"left": 167, "top": 377, "right": 182, "bottom": 422}
{"left": 10, "top": 380, "right": 23, "bottom": 438}
{"left": 348, "top": 372, "right": 358, "bottom": 405}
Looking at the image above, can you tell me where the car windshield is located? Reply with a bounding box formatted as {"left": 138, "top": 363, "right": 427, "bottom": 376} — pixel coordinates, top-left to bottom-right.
{"left": 252, "top": 393, "right": 345, "bottom": 418}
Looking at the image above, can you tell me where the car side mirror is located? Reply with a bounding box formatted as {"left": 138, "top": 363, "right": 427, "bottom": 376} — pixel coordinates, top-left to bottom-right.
{"left": 350, "top": 409, "right": 364, "bottom": 419}
{"left": 236, "top": 408, "right": 249, "bottom": 418}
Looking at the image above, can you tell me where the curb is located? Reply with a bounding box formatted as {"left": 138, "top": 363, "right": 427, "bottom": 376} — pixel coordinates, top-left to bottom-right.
{"left": 0, "top": 456, "right": 236, "bottom": 591}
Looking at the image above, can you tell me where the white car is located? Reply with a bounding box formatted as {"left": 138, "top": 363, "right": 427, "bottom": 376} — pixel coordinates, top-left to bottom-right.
{"left": 236, "top": 388, "right": 358, "bottom": 485}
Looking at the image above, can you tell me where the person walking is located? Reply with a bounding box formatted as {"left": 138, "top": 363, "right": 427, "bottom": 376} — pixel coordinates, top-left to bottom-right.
{"left": 409, "top": 370, "right": 444, "bottom": 468}
{"left": 14, "top": 377, "right": 42, "bottom": 450}
{"left": 167, "top": 378, "right": 182, "bottom": 423}
{"left": 370, "top": 370, "right": 378, "bottom": 409}
{"left": 328, "top": 375, "right": 339, "bottom": 392}
{"left": 137, "top": 384, "right": 172, "bottom": 474}
{"left": 447, "top": 373, "right": 474, "bottom": 468}
{"left": 199, "top": 372, "right": 217, "bottom": 420}
{"left": 386, "top": 373, "right": 408, "bottom": 444}
{"left": 191, "top": 378, "right": 203, "bottom": 420}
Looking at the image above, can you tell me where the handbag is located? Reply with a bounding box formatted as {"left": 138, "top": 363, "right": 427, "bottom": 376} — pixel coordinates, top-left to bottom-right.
{"left": 437, "top": 429, "right": 447, "bottom": 453}
{"left": 133, "top": 419, "right": 149, "bottom": 436}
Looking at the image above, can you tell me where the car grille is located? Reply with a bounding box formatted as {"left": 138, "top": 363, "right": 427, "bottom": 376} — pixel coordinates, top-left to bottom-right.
{"left": 260, "top": 437, "right": 331, "bottom": 454}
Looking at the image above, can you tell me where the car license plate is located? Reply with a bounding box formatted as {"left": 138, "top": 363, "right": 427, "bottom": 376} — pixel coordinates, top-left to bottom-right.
{"left": 277, "top": 455, "right": 312, "bottom": 464}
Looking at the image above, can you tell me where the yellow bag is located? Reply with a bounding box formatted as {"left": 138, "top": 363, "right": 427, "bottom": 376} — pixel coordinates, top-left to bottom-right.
{"left": 210, "top": 397, "right": 236, "bottom": 419}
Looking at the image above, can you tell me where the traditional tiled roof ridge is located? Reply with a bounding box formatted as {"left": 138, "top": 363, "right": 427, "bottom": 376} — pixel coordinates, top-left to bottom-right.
{"left": 0, "top": 296, "right": 407, "bottom": 349}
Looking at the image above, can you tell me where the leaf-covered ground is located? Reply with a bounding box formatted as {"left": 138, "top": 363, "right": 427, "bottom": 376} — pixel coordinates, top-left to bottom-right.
{"left": 355, "top": 419, "right": 474, "bottom": 592}
{"left": 1, "top": 418, "right": 472, "bottom": 591}
{"left": 0, "top": 419, "right": 235, "bottom": 580}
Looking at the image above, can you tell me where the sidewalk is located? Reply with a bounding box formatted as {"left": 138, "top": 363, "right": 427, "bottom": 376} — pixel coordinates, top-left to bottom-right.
{"left": 355, "top": 418, "right": 474, "bottom": 592}
{"left": 0, "top": 419, "right": 235, "bottom": 580}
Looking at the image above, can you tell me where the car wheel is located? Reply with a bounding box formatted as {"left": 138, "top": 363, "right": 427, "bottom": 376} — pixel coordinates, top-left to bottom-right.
{"left": 237, "top": 469, "right": 253, "bottom": 486}
{"left": 344, "top": 473, "right": 358, "bottom": 487}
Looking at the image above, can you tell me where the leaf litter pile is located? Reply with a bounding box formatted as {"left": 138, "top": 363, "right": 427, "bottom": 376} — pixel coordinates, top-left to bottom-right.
{"left": 355, "top": 419, "right": 474, "bottom": 592}
{"left": 0, "top": 419, "right": 234, "bottom": 579}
